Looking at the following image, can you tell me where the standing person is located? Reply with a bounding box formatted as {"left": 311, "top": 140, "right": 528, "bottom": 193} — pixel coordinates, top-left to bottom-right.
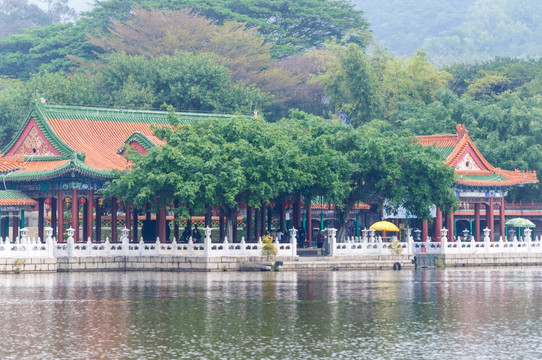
{"left": 192, "top": 224, "right": 202, "bottom": 243}
{"left": 297, "top": 227, "right": 305, "bottom": 248}
{"left": 181, "top": 227, "right": 190, "bottom": 243}
{"left": 317, "top": 231, "right": 324, "bottom": 248}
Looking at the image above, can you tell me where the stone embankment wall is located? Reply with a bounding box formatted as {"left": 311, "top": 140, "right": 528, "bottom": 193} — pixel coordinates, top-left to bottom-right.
{"left": 1, "top": 254, "right": 542, "bottom": 273}
{"left": 0, "top": 257, "right": 58, "bottom": 273}
{"left": 444, "top": 253, "right": 542, "bottom": 267}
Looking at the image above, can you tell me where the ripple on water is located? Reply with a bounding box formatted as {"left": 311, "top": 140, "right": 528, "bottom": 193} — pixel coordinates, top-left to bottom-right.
{"left": 0, "top": 269, "right": 542, "bottom": 359}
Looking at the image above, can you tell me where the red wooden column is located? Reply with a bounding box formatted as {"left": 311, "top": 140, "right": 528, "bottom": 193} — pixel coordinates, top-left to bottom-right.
{"left": 474, "top": 203, "right": 481, "bottom": 242}
{"left": 71, "top": 188, "right": 79, "bottom": 242}
{"left": 57, "top": 190, "right": 63, "bottom": 241}
{"left": 434, "top": 207, "right": 442, "bottom": 242}
{"left": 446, "top": 210, "right": 455, "bottom": 242}
{"left": 294, "top": 193, "right": 302, "bottom": 228}
{"left": 500, "top": 197, "right": 506, "bottom": 241}
{"left": 159, "top": 205, "right": 166, "bottom": 243}
{"left": 233, "top": 212, "right": 238, "bottom": 242}
{"left": 125, "top": 200, "right": 131, "bottom": 240}
{"left": 38, "top": 198, "right": 45, "bottom": 242}
{"left": 155, "top": 208, "right": 160, "bottom": 240}
{"left": 132, "top": 207, "right": 138, "bottom": 242}
{"left": 82, "top": 198, "right": 88, "bottom": 241}
{"left": 96, "top": 198, "right": 102, "bottom": 242}
{"left": 246, "top": 206, "right": 253, "bottom": 242}
{"left": 111, "top": 197, "right": 118, "bottom": 242}
{"left": 51, "top": 197, "right": 57, "bottom": 239}
{"left": 87, "top": 190, "right": 94, "bottom": 242}
{"left": 422, "top": 219, "right": 428, "bottom": 241}
{"left": 306, "top": 200, "right": 312, "bottom": 246}
{"left": 173, "top": 200, "right": 179, "bottom": 242}
{"left": 219, "top": 208, "right": 225, "bottom": 241}
{"left": 488, "top": 197, "right": 495, "bottom": 241}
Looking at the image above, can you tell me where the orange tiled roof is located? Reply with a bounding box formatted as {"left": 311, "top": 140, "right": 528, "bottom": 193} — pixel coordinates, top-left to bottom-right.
{"left": 0, "top": 103, "right": 235, "bottom": 179}
{"left": 0, "top": 190, "right": 37, "bottom": 207}
{"left": 47, "top": 118, "right": 163, "bottom": 171}
{"left": 0, "top": 155, "right": 24, "bottom": 172}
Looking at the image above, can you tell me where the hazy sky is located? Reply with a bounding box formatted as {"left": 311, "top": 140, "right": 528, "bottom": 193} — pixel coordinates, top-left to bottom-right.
{"left": 31, "top": 0, "right": 94, "bottom": 13}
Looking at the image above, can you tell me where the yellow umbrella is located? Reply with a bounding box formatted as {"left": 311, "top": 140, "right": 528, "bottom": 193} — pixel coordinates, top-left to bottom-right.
{"left": 370, "top": 221, "right": 400, "bottom": 232}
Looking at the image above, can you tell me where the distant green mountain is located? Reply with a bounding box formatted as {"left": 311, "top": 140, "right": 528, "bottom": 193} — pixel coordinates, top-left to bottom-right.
{"left": 355, "top": 0, "right": 542, "bottom": 65}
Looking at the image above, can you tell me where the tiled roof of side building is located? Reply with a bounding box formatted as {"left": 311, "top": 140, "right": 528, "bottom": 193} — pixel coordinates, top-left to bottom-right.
{"left": 0, "top": 102, "right": 241, "bottom": 178}
{"left": 42, "top": 104, "right": 235, "bottom": 171}
{"left": 0, "top": 156, "right": 24, "bottom": 172}
{"left": 0, "top": 190, "right": 38, "bottom": 206}
{"left": 416, "top": 124, "right": 538, "bottom": 187}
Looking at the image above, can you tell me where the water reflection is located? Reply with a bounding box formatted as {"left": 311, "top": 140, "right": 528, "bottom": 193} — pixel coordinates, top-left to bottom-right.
{"left": 1, "top": 269, "right": 542, "bottom": 359}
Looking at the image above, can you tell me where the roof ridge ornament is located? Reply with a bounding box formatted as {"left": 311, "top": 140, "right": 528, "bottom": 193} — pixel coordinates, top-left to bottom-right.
{"left": 456, "top": 124, "right": 468, "bottom": 138}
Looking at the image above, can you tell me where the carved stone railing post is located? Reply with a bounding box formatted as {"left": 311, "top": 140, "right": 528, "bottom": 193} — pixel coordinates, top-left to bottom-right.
{"left": 45, "top": 227, "right": 54, "bottom": 257}
{"left": 20, "top": 228, "right": 28, "bottom": 245}
{"left": 120, "top": 227, "right": 130, "bottom": 255}
{"left": 483, "top": 227, "right": 491, "bottom": 253}
{"left": 289, "top": 227, "right": 298, "bottom": 256}
{"left": 441, "top": 227, "right": 448, "bottom": 254}
{"left": 67, "top": 227, "right": 75, "bottom": 257}
{"left": 204, "top": 226, "right": 212, "bottom": 257}
{"left": 327, "top": 228, "right": 337, "bottom": 256}
{"left": 361, "top": 228, "right": 368, "bottom": 243}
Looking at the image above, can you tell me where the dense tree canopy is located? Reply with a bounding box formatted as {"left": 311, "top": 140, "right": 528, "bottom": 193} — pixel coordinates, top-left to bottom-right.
{"left": 106, "top": 110, "right": 457, "bottom": 240}
{"left": 0, "top": 23, "right": 100, "bottom": 79}
{"left": 86, "top": 0, "right": 371, "bottom": 57}
{"left": 105, "top": 109, "right": 306, "bottom": 241}
{"left": 1, "top": 1, "right": 541, "bottom": 207}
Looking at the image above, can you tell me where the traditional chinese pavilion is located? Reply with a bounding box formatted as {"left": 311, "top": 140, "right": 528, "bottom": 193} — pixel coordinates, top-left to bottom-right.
{"left": 416, "top": 124, "right": 538, "bottom": 241}
{"left": 0, "top": 100, "right": 538, "bottom": 245}
{"left": 0, "top": 100, "right": 235, "bottom": 242}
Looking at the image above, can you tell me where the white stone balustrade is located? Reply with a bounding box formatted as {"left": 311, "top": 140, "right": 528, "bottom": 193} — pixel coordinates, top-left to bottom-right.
{"left": 0, "top": 225, "right": 541, "bottom": 259}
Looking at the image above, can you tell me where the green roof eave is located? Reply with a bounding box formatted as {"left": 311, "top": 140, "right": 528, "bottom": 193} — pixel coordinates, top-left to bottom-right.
{"left": 23, "top": 155, "right": 69, "bottom": 162}
{"left": 42, "top": 103, "right": 239, "bottom": 124}
{"left": 3, "top": 159, "right": 114, "bottom": 182}
{"left": 427, "top": 145, "right": 455, "bottom": 161}
{"left": 0, "top": 190, "right": 36, "bottom": 200}
{"left": 1, "top": 100, "right": 81, "bottom": 160}
{"left": 118, "top": 132, "right": 158, "bottom": 154}
{"left": 456, "top": 174, "right": 509, "bottom": 182}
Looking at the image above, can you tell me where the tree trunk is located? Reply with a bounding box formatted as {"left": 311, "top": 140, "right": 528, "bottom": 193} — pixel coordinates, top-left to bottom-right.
{"left": 224, "top": 206, "right": 237, "bottom": 242}
{"left": 336, "top": 204, "right": 353, "bottom": 242}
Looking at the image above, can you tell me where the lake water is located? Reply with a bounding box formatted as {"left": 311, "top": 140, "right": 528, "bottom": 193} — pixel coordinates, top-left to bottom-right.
{"left": 1, "top": 268, "right": 542, "bottom": 359}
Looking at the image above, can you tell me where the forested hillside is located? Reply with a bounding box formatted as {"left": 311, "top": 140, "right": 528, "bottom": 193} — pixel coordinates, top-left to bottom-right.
{"left": 1, "top": 0, "right": 541, "bottom": 201}
{"left": 355, "top": 0, "right": 542, "bottom": 65}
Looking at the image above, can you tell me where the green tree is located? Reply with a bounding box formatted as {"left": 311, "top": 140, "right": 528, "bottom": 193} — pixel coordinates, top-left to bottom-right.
{"left": 84, "top": 51, "right": 269, "bottom": 113}
{"left": 374, "top": 49, "right": 451, "bottom": 118}
{"left": 0, "top": 23, "right": 100, "bottom": 79}
{"left": 86, "top": 0, "right": 371, "bottom": 57}
{"left": 279, "top": 111, "right": 457, "bottom": 240}
{"left": 320, "top": 43, "right": 381, "bottom": 126}
{"left": 0, "top": 78, "right": 34, "bottom": 145}
{"left": 106, "top": 110, "right": 305, "bottom": 241}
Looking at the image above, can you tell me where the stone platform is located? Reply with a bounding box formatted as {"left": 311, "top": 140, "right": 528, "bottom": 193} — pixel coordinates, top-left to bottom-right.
{"left": 1, "top": 253, "right": 542, "bottom": 274}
